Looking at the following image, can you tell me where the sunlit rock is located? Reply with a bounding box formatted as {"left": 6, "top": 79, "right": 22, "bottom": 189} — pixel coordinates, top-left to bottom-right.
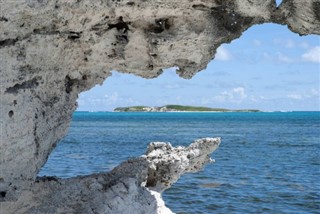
{"left": 0, "top": 0, "right": 319, "bottom": 212}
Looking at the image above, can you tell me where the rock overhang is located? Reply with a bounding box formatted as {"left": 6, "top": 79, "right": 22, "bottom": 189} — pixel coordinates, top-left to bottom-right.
{"left": 0, "top": 0, "right": 319, "bottom": 212}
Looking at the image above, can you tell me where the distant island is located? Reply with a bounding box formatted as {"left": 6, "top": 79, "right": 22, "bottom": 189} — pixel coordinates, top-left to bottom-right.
{"left": 114, "top": 105, "right": 260, "bottom": 112}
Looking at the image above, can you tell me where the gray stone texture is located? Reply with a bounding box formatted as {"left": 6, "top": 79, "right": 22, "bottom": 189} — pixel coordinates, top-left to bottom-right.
{"left": 0, "top": 0, "right": 319, "bottom": 213}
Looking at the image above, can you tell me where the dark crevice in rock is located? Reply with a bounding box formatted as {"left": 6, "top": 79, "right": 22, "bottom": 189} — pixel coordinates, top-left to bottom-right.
{"left": 108, "top": 16, "right": 130, "bottom": 33}
{"left": 65, "top": 75, "right": 85, "bottom": 94}
{"left": 82, "top": 74, "right": 88, "bottom": 80}
{"left": 41, "top": 96, "right": 60, "bottom": 108}
{"left": 34, "top": 113, "right": 40, "bottom": 157}
{"left": 126, "top": 1, "right": 135, "bottom": 6}
{"left": 5, "top": 77, "right": 40, "bottom": 94}
{"left": 0, "top": 16, "right": 8, "bottom": 22}
{"left": 192, "top": 4, "right": 210, "bottom": 11}
{"left": 0, "top": 191, "right": 6, "bottom": 197}
{"left": 67, "top": 31, "right": 82, "bottom": 40}
{"left": 116, "top": 34, "right": 129, "bottom": 43}
{"left": 91, "top": 17, "right": 130, "bottom": 37}
{"left": 0, "top": 38, "right": 18, "bottom": 48}
{"left": 33, "top": 28, "right": 83, "bottom": 40}
{"left": 149, "top": 18, "right": 173, "bottom": 34}
{"left": 33, "top": 28, "right": 60, "bottom": 35}
{"left": 65, "top": 75, "right": 74, "bottom": 94}
{"left": 35, "top": 176, "right": 60, "bottom": 183}
{"left": 91, "top": 22, "right": 108, "bottom": 32}
{"left": 0, "top": 191, "right": 6, "bottom": 202}
{"left": 0, "top": 28, "right": 82, "bottom": 49}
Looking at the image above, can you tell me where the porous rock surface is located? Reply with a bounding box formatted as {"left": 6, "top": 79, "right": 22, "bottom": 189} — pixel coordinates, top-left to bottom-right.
{"left": 0, "top": 0, "right": 319, "bottom": 213}
{"left": 1, "top": 138, "right": 220, "bottom": 214}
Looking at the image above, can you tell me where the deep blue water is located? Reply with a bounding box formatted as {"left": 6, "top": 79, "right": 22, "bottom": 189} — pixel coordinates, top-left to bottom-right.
{"left": 39, "top": 112, "right": 320, "bottom": 213}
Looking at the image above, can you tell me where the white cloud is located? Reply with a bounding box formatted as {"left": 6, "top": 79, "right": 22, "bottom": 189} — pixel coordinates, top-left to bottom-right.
{"left": 215, "top": 46, "right": 232, "bottom": 61}
{"left": 305, "top": 89, "right": 320, "bottom": 98}
{"left": 104, "top": 92, "right": 119, "bottom": 104}
{"left": 233, "top": 87, "right": 247, "bottom": 99}
{"left": 213, "top": 87, "right": 247, "bottom": 103}
{"left": 287, "top": 94, "right": 302, "bottom": 100}
{"left": 263, "top": 52, "right": 293, "bottom": 63}
{"left": 302, "top": 46, "right": 320, "bottom": 63}
{"left": 311, "top": 89, "right": 320, "bottom": 96}
{"left": 273, "top": 38, "right": 296, "bottom": 49}
{"left": 277, "top": 52, "right": 293, "bottom": 63}
{"left": 287, "top": 89, "right": 320, "bottom": 100}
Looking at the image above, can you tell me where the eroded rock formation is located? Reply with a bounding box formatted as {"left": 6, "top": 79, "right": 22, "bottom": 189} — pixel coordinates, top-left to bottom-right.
{"left": 1, "top": 138, "right": 220, "bottom": 213}
{"left": 0, "top": 0, "right": 319, "bottom": 213}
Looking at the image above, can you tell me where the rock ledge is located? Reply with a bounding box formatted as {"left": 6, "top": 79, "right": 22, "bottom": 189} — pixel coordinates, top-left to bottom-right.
{"left": 1, "top": 138, "right": 221, "bottom": 214}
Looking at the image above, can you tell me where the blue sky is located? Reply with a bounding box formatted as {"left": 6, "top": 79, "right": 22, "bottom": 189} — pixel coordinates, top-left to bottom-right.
{"left": 77, "top": 23, "right": 319, "bottom": 112}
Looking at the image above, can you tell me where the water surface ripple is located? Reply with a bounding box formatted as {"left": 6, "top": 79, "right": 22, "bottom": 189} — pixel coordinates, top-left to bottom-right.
{"left": 39, "top": 112, "right": 320, "bottom": 213}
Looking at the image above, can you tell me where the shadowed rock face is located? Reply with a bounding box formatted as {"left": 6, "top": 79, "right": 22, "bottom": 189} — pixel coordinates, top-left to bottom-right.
{"left": 0, "top": 0, "right": 319, "bottom": 212}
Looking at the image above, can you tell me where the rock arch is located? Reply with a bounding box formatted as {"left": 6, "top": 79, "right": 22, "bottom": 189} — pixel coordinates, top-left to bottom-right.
{"left": 0, "top": 0, "right": 319, "bottom": 213}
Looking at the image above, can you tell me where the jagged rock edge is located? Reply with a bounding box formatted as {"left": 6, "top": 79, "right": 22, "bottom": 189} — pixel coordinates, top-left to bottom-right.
{"left": 0, "top": 0, "right": 319, "bottom": 213}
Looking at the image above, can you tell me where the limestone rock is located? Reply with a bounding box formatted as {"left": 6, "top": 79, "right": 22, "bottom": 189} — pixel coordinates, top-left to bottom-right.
{"left": 0, "top": 0, "right": 319, "bottom": 212}
{"left": 145, "top": 138, "right": 221, "bottom": 192}
{"left": 1, "top": 138, "right": 220, "bottom": 214}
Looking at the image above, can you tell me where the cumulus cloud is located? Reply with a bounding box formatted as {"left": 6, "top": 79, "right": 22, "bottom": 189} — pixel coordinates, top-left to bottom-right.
{"left": 287, "top": 89, "right": 320, "bottom": 100}
{"left": 287, "top": 94, "right": 302, "bottom": 100}
{"left": 263, "top": 52, "right": 293, "bottom": 63}
{"left": 277, "top": 52, "right": 293, "bottom": 63}
{"left": 273, "top": 38, "right": 296, "bottom": 49}
{"left": 215, "top": 46, "right": 232, "bottom": 61}
{"left": 213, "top": 87, "right": 247, "bottom": 103}
{"left": 104, "top": 92, "right": 119, "bottom": 103}
{"left": 77, "top": 91, "right": 144, "bottom": 111}
{"left": 302, "top": 46, "right": 320, "bottom": 63}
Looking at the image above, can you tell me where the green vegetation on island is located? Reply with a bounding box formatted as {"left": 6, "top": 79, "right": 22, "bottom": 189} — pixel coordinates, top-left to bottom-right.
{"left": 114, "top": 105, "right": 260, "bottom": 112}
{"left": 114, "top": 106, "right": 150, "bottom": 112}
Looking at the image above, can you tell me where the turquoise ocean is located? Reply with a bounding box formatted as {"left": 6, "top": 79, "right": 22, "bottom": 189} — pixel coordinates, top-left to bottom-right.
{"left": 39, "top": 112, "right": 320, "bottom": 213}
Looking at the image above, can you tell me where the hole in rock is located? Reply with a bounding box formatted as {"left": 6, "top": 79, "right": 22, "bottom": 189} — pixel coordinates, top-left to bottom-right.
{"left": 38, "top": 24, "right": 319, "bottom": 213}
{"left": 275, "top": 0, "right": 283, "bottom": 7}
{"left": 0, "top": 191, "right": 6, "bottom": 198}
{"left": 8, "top": 110, "right": 14, "bottom": 117}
